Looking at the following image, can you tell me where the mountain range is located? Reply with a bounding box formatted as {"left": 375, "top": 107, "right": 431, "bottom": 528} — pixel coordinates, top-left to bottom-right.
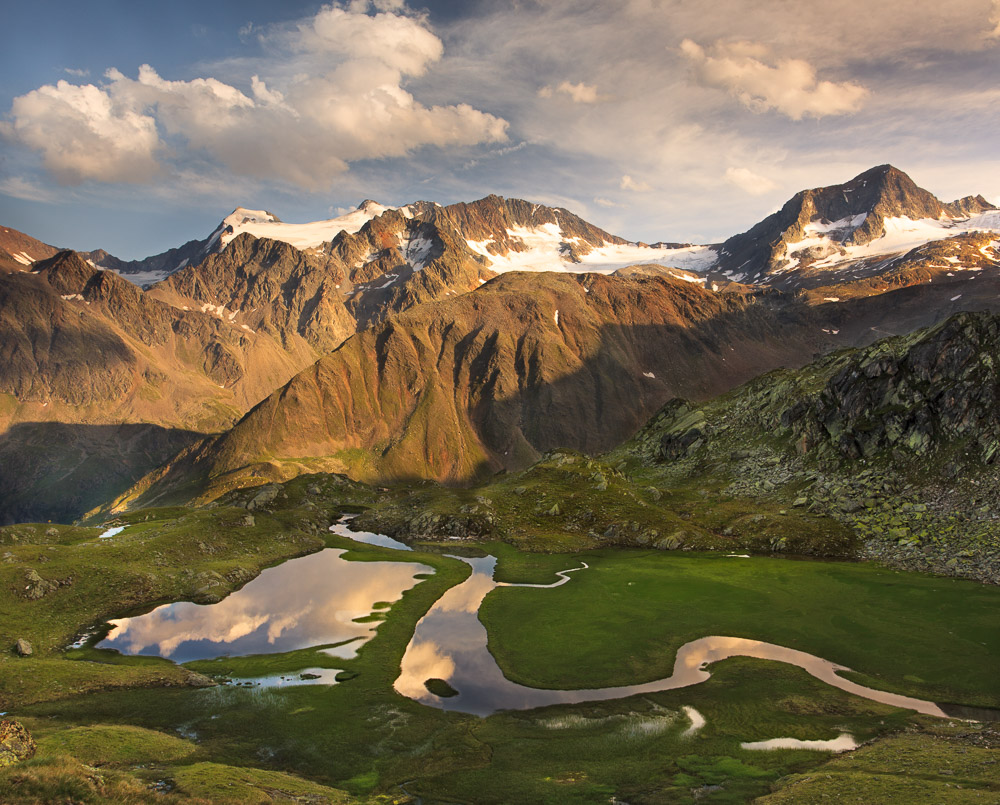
{"left": 3, "top": 164, "right": 999, "bottom": 523}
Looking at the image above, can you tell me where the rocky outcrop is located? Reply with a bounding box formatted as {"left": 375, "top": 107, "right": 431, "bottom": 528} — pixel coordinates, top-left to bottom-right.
{"left": 779, "top": 312, "right": 1000, "bottom": 464}
{"left": 0, "top": 720, "right": 35, "bottom": 766}
{"left": 629, "top": 310, "right": 1000, "bottom": 583}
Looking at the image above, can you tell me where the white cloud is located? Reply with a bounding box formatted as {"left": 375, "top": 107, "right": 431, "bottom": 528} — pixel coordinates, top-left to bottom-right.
{"left": 0, "top": 176, "right": 63, "bottom": 203}
{"left": 3, "top": 80, "right": 162, "bottom": 184}
{"left": 680, "top": 39, "right": 869, "bottom": 120}
{"left": 5, "top": 1, "right": 507, "bottom": 189}
{"left": 539, "top": 81, "right": 600, "bottom": 103}
{"left": 593, "top": 197, "right": 622, "bottom": 208}
{"left": 64, "top": 68, "right": 89, "bottom": 77}
{"left": 620, "top": 175, "right": 652, "bottom": 192}
{"left": 990, "top": 0, "right": 1000, "bottom": 36}
{"left": 724, "top": 166, "right": 778, "bottom": 196}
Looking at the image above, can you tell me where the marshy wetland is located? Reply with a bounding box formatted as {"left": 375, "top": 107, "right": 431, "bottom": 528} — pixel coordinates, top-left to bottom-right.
{"left": 2, "top": 496, "right": 998, "bottom": 803}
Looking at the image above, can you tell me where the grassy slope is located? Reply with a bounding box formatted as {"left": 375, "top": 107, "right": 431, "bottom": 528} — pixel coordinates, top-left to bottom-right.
{"left": 0, "top": 505, "right": 328, "bottom": 709}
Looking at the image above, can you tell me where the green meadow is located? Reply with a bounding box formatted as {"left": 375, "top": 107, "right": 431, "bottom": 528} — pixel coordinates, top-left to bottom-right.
{"left": 1, "top": 494, "right": 998, "bottom": 803}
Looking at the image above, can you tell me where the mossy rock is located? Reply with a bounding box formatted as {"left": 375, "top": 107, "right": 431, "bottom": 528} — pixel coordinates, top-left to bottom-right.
{"left": 0, "top": 720, "right": 35, "bottom": 767}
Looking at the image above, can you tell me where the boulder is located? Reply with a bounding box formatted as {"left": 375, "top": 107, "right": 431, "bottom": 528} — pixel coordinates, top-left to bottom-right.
{"left": 14, "top": 638, "right": 32, "bottom": 656}
{"left": 246, "top": 484, "right": 279, "bottom": 511}
{"left": 0, "top": 720, "right": 36, "bottom": 766}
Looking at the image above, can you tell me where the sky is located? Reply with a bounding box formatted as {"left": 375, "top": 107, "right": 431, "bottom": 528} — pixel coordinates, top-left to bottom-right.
{"left": 2, "top": 0, "right": 1000, "bottom": 260}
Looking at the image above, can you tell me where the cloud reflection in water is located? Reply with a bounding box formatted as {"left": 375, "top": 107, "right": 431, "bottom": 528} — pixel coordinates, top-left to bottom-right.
{"left": 100, "top": 549, "right": 432, "bottom": 663}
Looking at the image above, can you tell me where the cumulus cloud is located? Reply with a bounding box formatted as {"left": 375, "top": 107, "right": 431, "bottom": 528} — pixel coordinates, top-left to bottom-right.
{"left": 620, "top": 175, "right": 652, "bottom": 192}
{"left": 5, "top": 1, "right": 507, "bottom": 189}
{"left": 680, "top": 39, "right": 869, "bottom": 120}
{"left": 4, "top": 80, "right": 162, "bottom": 184}
{"left": 990, "top": 0, "right": 1000, "bottom": 36}
{"left": 724, "top": 166, "right": 778, "bottom": 195}
{"left": 593, "top": 197, "right": 622, "bottom": 208}
{"left": 539, "top": 81, "right": 600, "bottom": 103}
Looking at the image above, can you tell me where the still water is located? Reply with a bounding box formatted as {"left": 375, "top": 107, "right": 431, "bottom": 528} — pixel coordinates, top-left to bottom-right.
{"left": 98, "top": 522, "right": 951, "bottom": 724}
{"left": 99, "top": 548, "right": 432, "bottom": 663}
{"left": 395, "top": 554, "right": 950, "bottom": 718}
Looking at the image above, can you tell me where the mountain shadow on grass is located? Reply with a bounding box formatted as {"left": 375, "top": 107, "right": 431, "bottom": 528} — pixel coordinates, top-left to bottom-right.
{"left": 0, "top": 422, "right": 203, "bottom": 525}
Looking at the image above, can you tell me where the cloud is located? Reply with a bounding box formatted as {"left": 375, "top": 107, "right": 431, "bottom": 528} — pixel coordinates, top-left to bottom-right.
{"left": 593, "top": 196, "right": 622, "bottom": 208}
{"left": 5, "top": 1, "right": 507, "bottom": 189}
{"left": 539, "top": 81, "right": 600, "bottom": 103}
{"left": 724, "top": 166, "right": 778, "bottom": 195}
{"left": 990, "top": 0, "right": 1000, "bottom": 36}
{"left": 64, "top": 68, "right": 89, "bottom": 77}
{"left": 395, "top": 639, "right": 456, "bottom": 699}
{"left": 0, "top": 176, "right": 63, "bottom": 203}
{"left": 3, "top": 80, "right": 162, "bottom": 184}
{"left": 680, "top": 39, "right": 869, "bottom": 120}
{"left": 620, "top": 175, "right": 652, "bottom": 192}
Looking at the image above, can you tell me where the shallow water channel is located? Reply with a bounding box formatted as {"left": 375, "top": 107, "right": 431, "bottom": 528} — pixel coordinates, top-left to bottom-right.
{"left": 395, "top": 553, "right": 949, "bottom": 718}
{"left": 100, "top": 519, "right": 951, "bottom": 730}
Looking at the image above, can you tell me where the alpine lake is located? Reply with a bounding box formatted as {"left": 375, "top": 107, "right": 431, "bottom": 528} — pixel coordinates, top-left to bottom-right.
{"left": 8, "top": 514, "right": 1000, "bottom": 804}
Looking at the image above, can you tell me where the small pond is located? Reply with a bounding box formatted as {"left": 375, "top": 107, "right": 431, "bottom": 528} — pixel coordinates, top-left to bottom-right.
{"left": 98, "top": 548, "right": 433, "bottom": 663}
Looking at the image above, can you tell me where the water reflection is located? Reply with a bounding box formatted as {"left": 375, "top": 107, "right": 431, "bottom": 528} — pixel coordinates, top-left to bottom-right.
{"left": 223, "top": 667, "right": 340, "bottom": 689}
{"left": 396, "top": 555, "right": 950, "bottom": 718}
{"left": 329, "top": 516, "right": 413, "bottom": 551}
{"left": 100, "top": 549, "right": 433, "bottom": 663}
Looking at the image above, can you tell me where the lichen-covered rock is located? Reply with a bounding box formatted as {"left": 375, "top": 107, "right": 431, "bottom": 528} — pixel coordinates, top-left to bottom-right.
{"left": 0, "top": 720, "right": 36, "bottom": 766}
{"left": 14, "top": 638, "right": 32, "bottom": 656}
{"left": 246, "top": 484, "right": 280, "bottom": 511}
{"left": 22, "top": 568, "right": 58, "bottom": 600}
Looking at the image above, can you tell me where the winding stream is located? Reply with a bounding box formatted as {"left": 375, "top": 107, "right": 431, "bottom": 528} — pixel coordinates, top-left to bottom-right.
{"left": 99, "top": 517, "right": 959, "bottom": 728}
{"left": 393, "top": 554, "right": 950, "bottom": 718}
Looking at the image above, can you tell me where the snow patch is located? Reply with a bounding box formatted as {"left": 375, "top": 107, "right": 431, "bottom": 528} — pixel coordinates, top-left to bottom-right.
{"left": 218, "top": 203, "right": 396, "bottom": 250}
{"left": 468, "top": 224, "right": 717, "bottom": 275}
{"left": 643, "top": 371, "right": 655, "bottom": 379}
{"left": 98, "top": 525, "right": 127, "bottom": 540}
{"left": 951, "top": 294, "right": 963, "bottom": 301}
{"left": 554, "top": 309, "right": 559, "bottom": 326}
{"left": 741, "top": 733, "right": 857, "bottom": 752}
{"left": 13, "top": 251, "right": 33, "bottom": 266}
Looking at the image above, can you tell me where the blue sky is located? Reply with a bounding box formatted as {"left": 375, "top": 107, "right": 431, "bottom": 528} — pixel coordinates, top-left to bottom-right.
{"left": 2, "top": 0, "right": 1000, "bottom": 259}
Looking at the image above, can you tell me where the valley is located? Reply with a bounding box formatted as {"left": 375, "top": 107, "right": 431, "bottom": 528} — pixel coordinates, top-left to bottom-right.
{"left": 1, "top": 164, "right": 999, "bottom": 803}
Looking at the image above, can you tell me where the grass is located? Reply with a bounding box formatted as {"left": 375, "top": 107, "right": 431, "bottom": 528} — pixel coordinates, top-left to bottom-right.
{"left": 479, "top": 548, "right": 1000, "bottom": 709}
{"left": 757, "top": 722, "right": 1000, "bottom": 803}
{"left": 359, "top": 449, "right": 856, "bottom": 558}
{"left": 0, "top": 506, "right": 329, "bottom": 709}
{"left": 1, "top": 477, "right": 997, "bottom": 803}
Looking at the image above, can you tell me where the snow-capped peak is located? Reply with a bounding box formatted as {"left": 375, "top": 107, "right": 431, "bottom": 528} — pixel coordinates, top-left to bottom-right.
{"left": 214, "top": 202, "right": 397, "bottom": 251}
{"left": 224, "top": 207, "right": 280, "bottom": 228}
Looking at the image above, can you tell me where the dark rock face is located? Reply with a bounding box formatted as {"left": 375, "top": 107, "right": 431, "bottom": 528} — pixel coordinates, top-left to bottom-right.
{"left": 0, "top": 720, "right": 36, "bottom": 766}
{"left": 780, "top": 313, "right": 1000, "bottom": 464}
